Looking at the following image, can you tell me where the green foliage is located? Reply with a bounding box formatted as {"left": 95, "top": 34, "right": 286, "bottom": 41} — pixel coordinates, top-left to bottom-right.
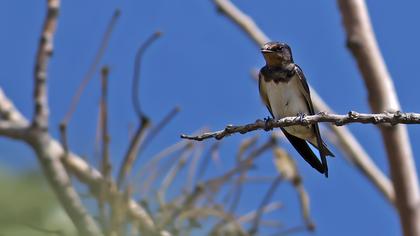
{"left": 0, "top": 168, "right": 76, "bottom": 236}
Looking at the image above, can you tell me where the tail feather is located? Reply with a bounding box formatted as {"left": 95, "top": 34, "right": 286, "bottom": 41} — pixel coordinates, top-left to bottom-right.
{"left": 281, "top": 128, "right": 325, "bottom": 174}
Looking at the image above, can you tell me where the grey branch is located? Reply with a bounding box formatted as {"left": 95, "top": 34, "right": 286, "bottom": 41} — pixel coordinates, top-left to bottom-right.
{"left": 32, "top": 0, "right": 59, "bottom": 129}
{"left": 211, "top": 0, "right": 395, "bottom": 205}
{"left": 0, "top": 88, "right": 169, "bottom": 236}
{"left": 338, "top": 1, "right": 420, "bottom": 236}
{"left": 181, "top": 111, "right": 420, "bottom": 141}
{"left": 28, "top": 1, "right": 103, "bottom": 235}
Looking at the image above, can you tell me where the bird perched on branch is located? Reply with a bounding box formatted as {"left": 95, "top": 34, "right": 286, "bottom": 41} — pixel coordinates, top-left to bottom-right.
{"left": 258, "top": 42, "right": 334, "bottom": 177}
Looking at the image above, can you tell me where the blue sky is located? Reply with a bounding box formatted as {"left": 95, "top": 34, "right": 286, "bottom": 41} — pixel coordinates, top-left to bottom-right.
{"left": 1, "top": 0, "right": 420, "bottom": 235}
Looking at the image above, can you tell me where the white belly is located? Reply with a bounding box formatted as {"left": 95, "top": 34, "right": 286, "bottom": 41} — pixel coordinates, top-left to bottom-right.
{"left": 265, "top": 78, "right": 314, "bottom": 141}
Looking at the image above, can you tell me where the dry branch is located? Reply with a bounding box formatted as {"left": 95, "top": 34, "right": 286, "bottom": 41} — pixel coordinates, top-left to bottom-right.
{"left": 0, "top": 88, "right": 169, "bottom": 236}
{"left": 310, "top": 91, "right": 395, "bottom": 204}
{"left": 29, "top": 1, "right": 103, "bottom": 235}
{"left": 61, "top": 10, "right": 120, "bottom": 126}
{"left": 32, "top": 0, "right": 60, "bottom": 129}
{"left": 116, "top": 32, "right": 162, "bottom": 188}
{"left": 337, "top": 1, "right": 420, "bottom": 235}
{"left": 181, "top": 111, "right": 420, "bottom": 141}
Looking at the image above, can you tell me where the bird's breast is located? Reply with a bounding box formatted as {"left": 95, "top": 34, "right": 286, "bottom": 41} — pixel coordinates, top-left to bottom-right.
{"left": 265, "top": 77, "right": 308, "bottom": 119}
{"left": 265, "top": 77, "right": 313, "bottom": 140}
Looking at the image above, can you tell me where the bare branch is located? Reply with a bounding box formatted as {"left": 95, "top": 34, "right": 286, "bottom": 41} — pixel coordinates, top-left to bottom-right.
{"left": 116, "top": 31, "right": 163, "bottom": 188}
{"left": 272, "top": 148, "right": 315, "bottom": 231}
{"left": 338, "top": 1, "right": 420, "bottom": 235}
{"left": 62, "top": 148, "right": 170, "bottom": 236}
{"left": 158, "top": 144, "right": 194, "bottom": 206}
{"left": 29, "top": 1, "right": 104, "bottom": 234}
{"left": 236, "top": 202, "right": 282, "bottom": 224}
{"left": 182, "top": 111, "right": 420, "bottom": 141}
{"left": 132, "top": 31, "right": 162, "bottom": 120}
{"left": 117, "top": 120, "right": 150, "bottom": 188}
{"left": 32, "top": 0, "right": 60, "bottom": 129}
{"left": 61, "top": 9, "right": 120, "bottom": 126}
{"left": 26, "top": 134, "right": 103, "bottom": 236}
{"left": 0, "top": 120, "right": 28, "bottom": 140}
{"left": 214, "top": 0, "right": 268, "bottom": 47}
{"left": 0, "top": 88, "right": 167, "bottom": 236}
{"left": 310, "top": 90, "right": 395, "bottom": 204}
{"left": 249, "top": 176, "right": 283, "bottom": 235}
{"left": 98, "top": 66, "right": 111, "bottom": 231}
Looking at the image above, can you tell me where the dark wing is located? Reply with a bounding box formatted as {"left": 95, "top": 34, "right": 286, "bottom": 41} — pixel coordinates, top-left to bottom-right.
{"left": 258, "top": 72, "right": 274, "bottom": 118}
{"left": 259, "top": 66, "right": 332, "bottom": 176}
{"left": 281, "top": 128, "right": 325, "bottom": 174}
{"left": 293, "top": 64, "right": 332, "bottom": 177}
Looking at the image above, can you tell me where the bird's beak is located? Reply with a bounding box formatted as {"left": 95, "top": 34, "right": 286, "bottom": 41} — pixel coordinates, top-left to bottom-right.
{"left": 261, "top": 49, "right": 274, "bottom": 54}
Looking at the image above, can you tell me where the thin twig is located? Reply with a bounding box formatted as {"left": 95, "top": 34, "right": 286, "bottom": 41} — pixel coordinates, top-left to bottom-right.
{"left": 186, "top": 142, "right": 205, "bottom": 192}
{"left": 226, "top": 136, "right": 259, "bottom": 212}
{"left": 177, "top": 138, "right": 276, "bottom": 216}
{"left": 237, "top": 202, "right": 282, "bottom": 224}
{"left": 116, "top": 31, "right": 163, "bottom": 189}
{"left": 117, "top": 120, "right": 150, "bottom": 188}
{"left": 158, "top": 144, "right": 194, "bottom": 206}
{"left": 61, "top": 9, "right": 120, "bottom": 126}
{"left": 141, "top": 106, "right": 180, "bottom": 153}
{"left": 119, "top": 106, "right": 181, "bottom": 190}
{"left": 61, "top": 150, "right": 170, "bottom": 236}
{"left": 132, "top": 31, "right": 162, "bottom": 120}
{"left": 196, "top": 141, "right": 221, "bottom": 181}
{"left": 98, "top": 66, "right": 111, "bottom": 232}
{"left": 249, "top": 176, "right": 283, "bottom": 235}
{"left": 182, "top": 111, "right": 420, "bottom": 141}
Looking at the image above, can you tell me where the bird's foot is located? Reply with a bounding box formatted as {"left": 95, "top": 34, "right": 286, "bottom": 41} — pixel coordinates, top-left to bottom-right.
{"left": 264, "top": 116, "right": 273, "bottom": 131}
{"left": 264, "top": 116, "right": 272, "bottom": 122}
{"left": 297, "top": 112, "right": 306, "bottom": 123}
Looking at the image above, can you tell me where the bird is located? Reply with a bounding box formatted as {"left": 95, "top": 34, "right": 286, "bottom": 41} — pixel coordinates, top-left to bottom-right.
{"left": 258, "top": 41, "right": 334, "bottom": 177}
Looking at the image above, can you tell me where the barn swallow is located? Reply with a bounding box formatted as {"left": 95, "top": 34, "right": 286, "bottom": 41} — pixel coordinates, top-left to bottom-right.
{"left": 258, "top": 42, "right": 334, "bottom": 177}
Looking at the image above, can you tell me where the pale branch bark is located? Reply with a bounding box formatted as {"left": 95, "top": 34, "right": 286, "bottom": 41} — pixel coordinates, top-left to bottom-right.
{"left": 26, "top": 133, "right": 104, "bottom": 236}
{"left": 32, "top": 0, "right": 59, "bottom": 129}
{"left": 310, "top": 91, "right": 395, "bottom": 204}
{"left": 337, "top": 1, "right": 420, "bottom": 235}
{"left": 0, "top": 89, "right": 28, "bottom": 124}
{"left": 0, "top": 121, "right": 28, "bottom": 140}
{"left": 214, "top": 0, "right": 268, "bottom": 45}
{"left": 29, "top": 1, "right": 103, "bottom": 235}
{"left": 62, "top": 152, "right": 170, "bottom": 236}
{"left": 181, "top": 111, "right": 420, "bottom": 141}
{"left": 0, "top": 88, "right": 169, "bottom": 236}
{"left": 2, "top": 89, "right": 102, "bottom": 236}
{"left": 211, "top": 0, "right": 395, "bottom": 205}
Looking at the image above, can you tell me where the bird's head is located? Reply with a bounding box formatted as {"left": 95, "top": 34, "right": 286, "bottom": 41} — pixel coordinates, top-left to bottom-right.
{"left": 261, "top": 42, "right": 293, "bottom": 67}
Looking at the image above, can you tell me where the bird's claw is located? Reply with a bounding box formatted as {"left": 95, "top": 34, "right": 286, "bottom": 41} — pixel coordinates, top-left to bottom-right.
{"left": 264, "top": 116, "right": 273, "bottom": 131}
{"left": 297, "top": 112, "right": 306, "bottom": 122}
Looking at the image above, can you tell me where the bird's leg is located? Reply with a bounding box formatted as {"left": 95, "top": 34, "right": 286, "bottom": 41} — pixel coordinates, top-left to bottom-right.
{"left": 297, "top": 112, "right": 306, "bottom": 124}
{"left": 264, "top": 116, "right": 273, "bottom": 131}
{"left": 264, "top": 116, "right": 272, "bottom": 122}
